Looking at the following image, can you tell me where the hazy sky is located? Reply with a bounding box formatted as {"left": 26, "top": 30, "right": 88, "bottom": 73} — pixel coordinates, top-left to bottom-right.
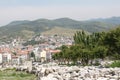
{"left": 0, "top": 0, "right": 120, "bottom": 26}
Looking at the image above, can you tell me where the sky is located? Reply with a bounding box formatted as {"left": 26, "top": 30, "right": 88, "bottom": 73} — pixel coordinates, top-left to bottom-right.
{"left": 0, "top": 0, "right": 120, "bottom": 26}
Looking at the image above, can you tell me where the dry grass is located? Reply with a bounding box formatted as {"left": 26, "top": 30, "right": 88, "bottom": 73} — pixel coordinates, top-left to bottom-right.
{"left": 41, "top": 27, "right": 86, "bottom": 37}
{"left": 0, "top": 69, "right": 36, "bottom": 80}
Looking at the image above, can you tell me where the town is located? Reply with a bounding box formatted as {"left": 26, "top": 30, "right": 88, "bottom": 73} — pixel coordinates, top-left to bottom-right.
{"left": 0, "top": 34, "right": 73, "bottom": 67}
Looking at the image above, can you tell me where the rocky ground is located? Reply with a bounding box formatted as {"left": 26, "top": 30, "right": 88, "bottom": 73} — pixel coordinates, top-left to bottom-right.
{"left": 16, "top": 62, "right": 120, "bottom": 80}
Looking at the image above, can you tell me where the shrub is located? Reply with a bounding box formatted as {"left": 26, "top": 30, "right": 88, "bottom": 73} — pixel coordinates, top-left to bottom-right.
{"left": 109, "top": 61, "right": 120, "bottom": 68}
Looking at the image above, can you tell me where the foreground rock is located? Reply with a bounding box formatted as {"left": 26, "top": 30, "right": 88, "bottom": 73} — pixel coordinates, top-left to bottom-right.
{"left": 38, "top": 66, "right": 120, "bottom": 80}
{"left": 16, "top": 62, "right": 120, "bottom": 80}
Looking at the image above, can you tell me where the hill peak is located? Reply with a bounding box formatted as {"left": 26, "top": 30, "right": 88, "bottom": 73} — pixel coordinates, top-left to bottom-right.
{"left": 54, "top": 17, "right": 77, "bottom": 22}
{"left": 8, "top": 20, "right": 30, "bottom": 26}
{"left": 35, "top": 19, "right": 51, "bottom": 22}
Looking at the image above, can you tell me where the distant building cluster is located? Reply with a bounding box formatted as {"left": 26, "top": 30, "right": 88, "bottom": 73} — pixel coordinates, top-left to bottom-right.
{"left": 0, "top": 35, "right": 73, "bottom": 66}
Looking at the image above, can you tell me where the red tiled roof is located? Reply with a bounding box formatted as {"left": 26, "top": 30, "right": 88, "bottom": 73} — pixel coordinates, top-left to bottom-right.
{"left": 50, "top": 50, "right": 61, "bottom": 53}
{"left": 0, "top": 47, "right": 11, "bottom": 53}
{"left": 12, "top": 56, "right": 18, "bottom": 58}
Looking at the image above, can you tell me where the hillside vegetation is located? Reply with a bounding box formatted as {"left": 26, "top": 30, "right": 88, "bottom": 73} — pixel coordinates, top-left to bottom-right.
{"left": 0, "top": 17, "right": 120, "bottom": 41}
{"left": 41, "top": 27, "right": 89, "bottom": 37}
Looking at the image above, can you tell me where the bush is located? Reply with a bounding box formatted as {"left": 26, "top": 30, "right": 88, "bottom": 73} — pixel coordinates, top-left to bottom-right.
{"left": 11, "top": 73, "right": 17, "bottom": 76}
{"left": 109, "top": 61, "right": 120, "bottom": 68}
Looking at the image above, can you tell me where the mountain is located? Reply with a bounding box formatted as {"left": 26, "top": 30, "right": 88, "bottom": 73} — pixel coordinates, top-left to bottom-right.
{"left": 0, "top": 17, "right": 120, "bottom": 42}
{"left": 90, "top": 17, "right": 120, "bottom": 25}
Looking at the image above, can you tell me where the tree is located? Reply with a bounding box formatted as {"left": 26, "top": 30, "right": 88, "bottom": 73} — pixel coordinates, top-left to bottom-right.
{"left": 103, "top": 27, "right": 120, "bottom": 59}
{"left": 52, "top": 27, "right": 120, "bottom": 66}
{"left": 73, "top": 30, "right": 107, "bottom": 65}
{"left": 13, "top": 52, "right": 17, "bottom": 56}
{"left": 30, "top": 52, "right": 36, "bottom": 61}
{"left": 93, "top": 46, "right": 107, "bottom": 60}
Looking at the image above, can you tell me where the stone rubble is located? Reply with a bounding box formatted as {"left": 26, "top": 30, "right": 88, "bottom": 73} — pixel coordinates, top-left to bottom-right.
{"left": 16, "top": 62, "right": 120, "bottom": 80}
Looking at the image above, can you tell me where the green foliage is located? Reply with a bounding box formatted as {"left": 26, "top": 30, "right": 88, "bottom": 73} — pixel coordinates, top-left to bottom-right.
{"left": 103, "top": 27, "right": 120, "bottom": 57}
{"left": 30, "top": 52, "right": 36, "bottom": 61}
{"left": 112, "top": 53, "right": 120, "bottom": 60}
{"left": 73, "top": 30, "right": 107, "bottom": 64}
{"left": 5, "top": 68, "right": 16, "bottom": 71}
{"left": 93, "top": 46, "right": 107, "bottom": 59}
{"left": 30, "top": 52, "right": 35, "bottom": 58}
{"left": 23, "top": 39, "right": 45, "bottom": 46}
{"left": 53, "top": 26, "right": 120, "bottom": 66}
{"left": 109, "top": 61, "right": 120, "bottom": 68}
{"left": 0, "top": 69, "right": 36, "bottom": 80}
{"left": 13, "top": 52, "right": 17, "bottom": 56}
{"left": 19, "top": 73, "right": 32, "bottom": 77}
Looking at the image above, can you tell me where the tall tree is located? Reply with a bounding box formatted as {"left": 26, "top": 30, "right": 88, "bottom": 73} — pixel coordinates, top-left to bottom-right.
{"left": 103, "top": 27, "right": 120, "bottom": 59}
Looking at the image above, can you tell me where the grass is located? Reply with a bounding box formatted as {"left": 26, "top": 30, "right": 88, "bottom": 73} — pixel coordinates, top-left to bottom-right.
{"left": 109, "top": 61, "right": 120, "bottom": 68}
{"left": 0, "top": 69, "right": 36, "bottom": 80}
{"left": 41, "top": 27, "right": 87, "bottom": 37}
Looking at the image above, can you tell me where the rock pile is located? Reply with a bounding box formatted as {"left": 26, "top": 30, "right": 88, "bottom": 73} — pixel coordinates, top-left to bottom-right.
{"left": 37, "top": 66, "right": 120, "bottom": 80}
{"left": 16, "top": 62, "right": 120, "bottom": 80}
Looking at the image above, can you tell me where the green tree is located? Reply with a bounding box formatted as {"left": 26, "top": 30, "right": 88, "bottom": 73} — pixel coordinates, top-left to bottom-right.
{"left": 13, "top": 52, "right": 17, "bottom": 56}
{"left": 30, "top": 52, "right": 36, "bottom": 61}
{"left": 103, "top": 27, "right": 120, "bottom": 59}
{"left": 52, "top": 27, "right": 120, "bottom": 66}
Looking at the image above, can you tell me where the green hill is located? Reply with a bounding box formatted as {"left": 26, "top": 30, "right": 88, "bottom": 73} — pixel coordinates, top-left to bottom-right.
{"left": 0, "top": 17, "right": 119, "bottom": 42}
